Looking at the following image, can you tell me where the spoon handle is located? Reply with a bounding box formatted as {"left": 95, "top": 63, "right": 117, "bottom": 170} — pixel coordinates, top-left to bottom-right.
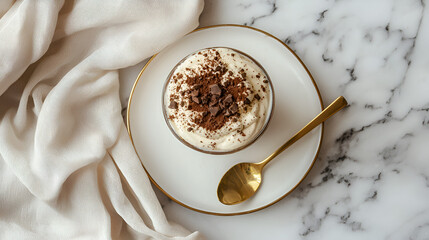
{"left": 259, "top": 96, "right": 348, "bottom": 168}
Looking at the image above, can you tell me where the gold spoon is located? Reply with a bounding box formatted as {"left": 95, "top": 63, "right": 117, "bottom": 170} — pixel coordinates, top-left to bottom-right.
{"left": 217, "top": 96, "right": 348, "bottom": 205}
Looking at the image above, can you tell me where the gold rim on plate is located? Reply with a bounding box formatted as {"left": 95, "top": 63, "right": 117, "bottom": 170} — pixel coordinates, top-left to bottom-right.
{"left": 126, "top": 24, "right": 324, "bottom": 216}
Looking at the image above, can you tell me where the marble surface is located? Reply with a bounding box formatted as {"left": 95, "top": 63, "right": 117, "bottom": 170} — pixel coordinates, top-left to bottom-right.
{"left": 119, "top": 0, "right": 429, "bottom": 239}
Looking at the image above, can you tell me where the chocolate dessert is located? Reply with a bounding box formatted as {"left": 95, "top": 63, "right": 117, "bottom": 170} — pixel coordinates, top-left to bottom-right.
{"left": 164, "top": 47, "right": 272, "bottom": 152}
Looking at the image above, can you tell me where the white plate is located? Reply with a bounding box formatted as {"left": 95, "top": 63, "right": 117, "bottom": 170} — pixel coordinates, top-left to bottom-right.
{"left": 127, "top": 25, "right": 323, "bottom": 215}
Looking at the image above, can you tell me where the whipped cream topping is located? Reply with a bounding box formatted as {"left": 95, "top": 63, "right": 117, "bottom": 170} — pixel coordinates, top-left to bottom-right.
{"left": 164, "top": 47, "right": 272, "bottom": 152}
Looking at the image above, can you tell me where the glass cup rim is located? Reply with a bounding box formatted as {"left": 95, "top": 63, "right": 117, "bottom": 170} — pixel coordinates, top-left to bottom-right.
{"left": 161, "top": 47, "right": 275, "bottom": 155}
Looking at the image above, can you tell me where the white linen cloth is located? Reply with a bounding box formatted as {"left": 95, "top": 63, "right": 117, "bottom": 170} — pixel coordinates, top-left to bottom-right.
{"left": 0, "top": 0, "right": 204, "bottom": 239}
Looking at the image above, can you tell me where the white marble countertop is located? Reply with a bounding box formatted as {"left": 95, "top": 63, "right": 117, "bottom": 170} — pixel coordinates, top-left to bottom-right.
{"left": 120, "top": 0, "right": 429, "bottom": 239}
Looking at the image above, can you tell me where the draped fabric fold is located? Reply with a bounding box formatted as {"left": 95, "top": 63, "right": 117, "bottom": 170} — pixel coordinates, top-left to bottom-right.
{"left": 0, "top": 0, "right": 204, "bottom": 239}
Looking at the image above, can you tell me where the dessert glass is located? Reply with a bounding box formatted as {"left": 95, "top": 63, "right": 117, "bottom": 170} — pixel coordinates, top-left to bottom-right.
{"left": 162, "top": 47, "right": 274, "bottom": 154}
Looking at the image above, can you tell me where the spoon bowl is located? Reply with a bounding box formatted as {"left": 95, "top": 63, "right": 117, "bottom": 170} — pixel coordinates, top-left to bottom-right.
{"left": 217, "top": 163, "right": 263, "bottom": 205}
{"left": 217, "top": 96, "right": 348, "bottom": 205}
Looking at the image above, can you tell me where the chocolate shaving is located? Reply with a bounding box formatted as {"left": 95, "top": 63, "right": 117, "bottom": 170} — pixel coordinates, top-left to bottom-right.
{"left": 209, "top": 84, "right": 222, "bottom": 96}
{"left": 254, "top": 94, "right": 261, "bottom": 100}
{"left": 191, "top": 90, "right": 200, "bottom": 97}
{"left": 244, "top": 98, "right": 251, "bottom": 105}
{"left": 191, "top": 96, "right": 201, "bottom": 104}
{"left": 229, "top": 103, "right": 238, "bottom": 114}
{"left": 224, "top": 94, "right": 233, "bottom": 105}
{"left": 209, "top": 106, "right": 220, "bottom": 116}
{"left": 168, "top": 101, "right": 178, "bottom": 109}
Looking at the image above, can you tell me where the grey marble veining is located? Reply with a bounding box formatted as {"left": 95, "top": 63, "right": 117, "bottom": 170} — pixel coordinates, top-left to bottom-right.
{"left": 119, "top": 0, "right": 429, "bottom": 239}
